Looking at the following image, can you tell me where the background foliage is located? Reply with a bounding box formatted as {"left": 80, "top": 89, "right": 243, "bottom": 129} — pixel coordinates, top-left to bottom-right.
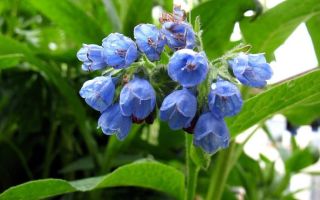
{"left": 0, "top": 0, "right": 319, "bottom": 199}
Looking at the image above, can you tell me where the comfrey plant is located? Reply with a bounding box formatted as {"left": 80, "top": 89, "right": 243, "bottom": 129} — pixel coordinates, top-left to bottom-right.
{"left": 77, "top": 6, "right": 272, "bottom": 154}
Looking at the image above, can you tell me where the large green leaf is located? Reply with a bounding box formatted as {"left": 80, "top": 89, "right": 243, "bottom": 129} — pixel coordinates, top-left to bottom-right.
{"left": 307, "top": 15, "right": 320, "bottom": 65}
{"left": 0, "top": 54, "right": 24, "bottom": 70}
{"left": 240, "top": 0, "right": 320, "bottom": 58}
{"left": 191, "top": 0, "right": 256, "bottom": 59}
{"left": 284, "top": 101, "right": 320, "bottom": 125}
{"left": 121, "top": 0, "right": 153, "bottom": 36}
{"left": 227, "top": 69, "right": 320, "bottom": 136}
{"left": 28, "top": 0, "right": 107, "bottom": 44}
{"left": 0, "top": 160, "right": 185, "bottom": 200}
{"left": 0, "top": 35, "right": 98, "bottom": 158}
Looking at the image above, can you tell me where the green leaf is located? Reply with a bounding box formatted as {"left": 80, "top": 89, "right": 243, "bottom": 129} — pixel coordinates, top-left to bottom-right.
{"left": 191, "top": 0, "right": 256, "bottom": 59}
{"left": 122, "top": 0, "right": 153, "bottom": 36}
{"left": 28, "top": 0, "right": 107, "bottom": 44}
{"left": 190, "top": 145, "right": 210, "bottom": 170}
{"left": 0, "top": 54, "right": 24, "bottom": 70}
{"left": 307, "top": 15, "right": 320, "bottom": 65}
{"left": 227, "top": 69, "right": 320, "bottom": 136}
{"left": 0, "top": 34, "right": 98, "bottom": 160}
{"left": 285, "top": 147, "right": 319, "bottom": 173}
{"left": 0, "top": 160, "right": 185, "bottom": 200}
{"left": 284, "top": 101, "right": 320, "bottom": 125}
{"left": 240, "top": 0, "right": 320, "bottom": 58}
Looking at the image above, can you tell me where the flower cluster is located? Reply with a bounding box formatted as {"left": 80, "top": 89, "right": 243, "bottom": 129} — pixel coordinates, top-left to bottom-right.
{"left": 77, "top": 6, "right": 273, "bottom": 154}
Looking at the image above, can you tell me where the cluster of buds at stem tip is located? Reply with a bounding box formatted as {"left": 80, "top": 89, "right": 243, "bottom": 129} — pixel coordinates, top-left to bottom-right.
{"left": 76, "top": 5, "right": 273, "bottom": 154}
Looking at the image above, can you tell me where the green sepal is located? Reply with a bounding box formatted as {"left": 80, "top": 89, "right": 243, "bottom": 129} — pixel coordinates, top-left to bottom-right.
{"left": 190, "top": 144, "right": 211, "bottom": 170}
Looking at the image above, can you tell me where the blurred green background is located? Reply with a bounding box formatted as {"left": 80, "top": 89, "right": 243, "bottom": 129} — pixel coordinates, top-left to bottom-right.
{"left": 0, "top": 0, "right": 320, "bottom": 199}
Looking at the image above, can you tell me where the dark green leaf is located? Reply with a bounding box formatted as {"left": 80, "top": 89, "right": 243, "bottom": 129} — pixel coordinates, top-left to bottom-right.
{"left": 307, "top": 15, "right": 320, "bottom": 64}
{"left": 122, "top": 0, "right": 153, "bottom": 36}
{"left": 0, "top": 54, "right": 24, "bottom": 69}
{"left": 0, "top": 160, "right": 185, "bottom": 200}
{"left": 240, "top": 0, "right": 320, "bottom": 58}
{"left": 191, "top": 0, "right": 256, "bottom": 59}
{"left": 0, "top": 34, "right": 98, "bottom": 158}
{"left": 28, "top": 0, "right": 107, "bottom": 44}
{"left": 227, "top": 69, "right": 320, "bottom": 136}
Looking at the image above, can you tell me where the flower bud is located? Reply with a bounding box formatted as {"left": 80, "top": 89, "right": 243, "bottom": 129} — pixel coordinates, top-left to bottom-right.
{"left": 76, "top": 44, "right": 106, "bottom": 71}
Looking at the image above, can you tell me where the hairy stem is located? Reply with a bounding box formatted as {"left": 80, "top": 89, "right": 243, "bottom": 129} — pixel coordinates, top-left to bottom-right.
{"left": 185, "top": 134, "right": 200, "bottom": 200}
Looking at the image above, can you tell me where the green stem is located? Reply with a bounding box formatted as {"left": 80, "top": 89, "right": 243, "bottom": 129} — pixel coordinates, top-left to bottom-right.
{"left": 205, "top": 142, "right": 236, "bottom": 200}
{"left": 185, "top": 134, "right": 200, "bottom": 200}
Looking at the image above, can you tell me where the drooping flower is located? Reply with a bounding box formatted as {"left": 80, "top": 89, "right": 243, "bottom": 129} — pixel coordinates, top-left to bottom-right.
{"left": 134, "top": 24, "right": 166, "bottom": 61}
{"left": 79, "top": 76, "right": 115, "bottom": 112}
{"left": 168, "top": 49, "right": 208, "bottom": 87}
{"left": 173, "top": 5, "right": 186, "bottom": 22}
{"left": 76, "top": 44, "right": 106, "bottom": 71}
{"left": 119, "top": 77, "right": 156, "bottom": 120}
{"left": 98, "top": 104, "right": 132, "bottom": 141}
{"left": 161, "top": 21, "right": 195, "bottom": 51}
{"left": 159, "top": 89, "right": 197, "bottom": 130}
{"left": 208, "top": 79, "right": 243, "bottom": 117}
{"left": 102, "top": 33, "right": 139, "bottom": 69}
{"left": 194, "top": 112, "right": 230, "bottom": 154}
{"left": 228, "top": 53, "right": 273, "bottom": 88}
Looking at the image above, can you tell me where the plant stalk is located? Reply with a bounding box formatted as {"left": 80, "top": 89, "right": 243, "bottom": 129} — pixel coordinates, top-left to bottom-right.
{"left": 185, "top": 134, "right": 200, "bottom": 200}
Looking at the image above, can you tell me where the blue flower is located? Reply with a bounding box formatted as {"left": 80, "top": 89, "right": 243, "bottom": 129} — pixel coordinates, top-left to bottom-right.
{"left": 161, "top": 21, "right": 195, "bottom": 51}
{"left": 194, "top": 112, "right": 230, "bottom": 154}
{"left": 173, "top": 5, "right": 186, "bottom": 22}
{"left": 98, "top": 104, "right": 132, "bottom": 141}
{"left": 79, "top": 76, "right": 115, "bottom": 112}
{"left": 228, "top": 53, "right": 273, "bottom": 88}
{"left": 160, "top": 89, "right": 197, "bottom": 130}
{"left": 168, "top": 49, "right": 208, "bottom": 87}
{"left": 134, "top": 24, "right": 166, "bottom": 61}
{"left": 76, "top": 44, "right": 106, "bottom": 71}
{"left": 208, "top": 79, "right": 243, "bottom": 117}
{"left": 119, "top": 77, "right": 156, "bottom": 120}
{"left": 102, "top": 33, "right": 139, "bottom": 69}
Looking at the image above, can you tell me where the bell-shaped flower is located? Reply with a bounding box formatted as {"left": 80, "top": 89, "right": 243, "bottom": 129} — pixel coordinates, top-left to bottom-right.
{"left": 79, "top": 76, "right": 115, "bottom": 112}
{"left": 173, "top": 5, "right": 186, "bottom": 22}
{"left": 98, "top": 104, "right": 132, "bottom": 141}
{"left": 194, "top": 112, "right": 230, "bottom": 154}
{"left": 160, "top": 89, "right": 197, "bottom": 130}
{"left": 76, "top": 44, "right": 106, "bottom": 71}
{"left": 168, "top": 49, "right": 208, "bottom": 87}
{"left": 102, "top": 33, "right": 139, "bottom": 69}
{"left": 119, "top": 77, "right": 156, "bottom": 120}
{"left": 161, "top": 21, "right": 195, "bottom": 51}
{"left": 228, "top": 53, "right": 273, "bottom": 88}
{"left": 134, "top": 24, "right": 166, "bottom": 61}
{"left": 208, "top": 79, "right": 243, "bottom": 117}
